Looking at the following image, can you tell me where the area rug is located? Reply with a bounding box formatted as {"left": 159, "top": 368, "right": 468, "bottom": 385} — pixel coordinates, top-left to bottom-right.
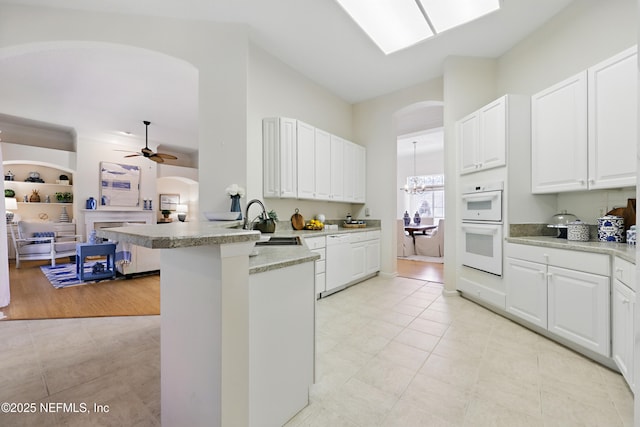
{"left": 399, "top": 255, "right": 444, "bottom": 263}
{"left": 40, "top": 262, "right": 123, "bottom": 289}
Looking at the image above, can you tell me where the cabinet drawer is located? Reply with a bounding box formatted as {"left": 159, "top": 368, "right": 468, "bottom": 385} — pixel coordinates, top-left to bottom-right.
{"left": 350, "top": 231, "right": 368, "bottom": 242}
{"left": 315, "top": 259, "right": 325, "bottom": 274}
{"left": 366, "top": 230, "right": 380, "bottom": 240}
{"left": 506, "top": 243, "right": 609, "bottom": 276}
{"left": 614, "top": 257, "right": 636, "bottom": 290}
{"left": 305, "top": 236, "right": 325, "bottom": 249}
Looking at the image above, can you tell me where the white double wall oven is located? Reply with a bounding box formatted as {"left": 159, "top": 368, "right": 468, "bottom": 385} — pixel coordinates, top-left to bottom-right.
{"left": 460, "top": 182, "right": 504, "bottom": 276}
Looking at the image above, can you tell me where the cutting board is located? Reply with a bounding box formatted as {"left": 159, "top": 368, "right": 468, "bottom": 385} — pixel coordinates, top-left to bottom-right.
{"left": 291, "top": 208, "right": 304, "bottom": 230}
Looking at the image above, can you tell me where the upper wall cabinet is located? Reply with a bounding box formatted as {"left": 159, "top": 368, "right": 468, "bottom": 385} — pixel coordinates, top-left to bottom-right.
{"left": 532, "top": 46, "right": 637, "bottom": 193}
{"left": 263, "top": 118, "right": 366, "bottom": 203}
{"left": 459, "top": 95, "right": 507, "bottom": 175}
{"left": 263, "top": 117, "right": 297, "bottom": 198}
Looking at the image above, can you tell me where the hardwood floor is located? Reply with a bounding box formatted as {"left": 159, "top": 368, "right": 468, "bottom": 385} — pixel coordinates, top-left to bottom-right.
{"left": 2, "top": 259, "right": 160, "bottom": 320}
{"left": 396, "top": 258, "right": 444, "bottom": 283}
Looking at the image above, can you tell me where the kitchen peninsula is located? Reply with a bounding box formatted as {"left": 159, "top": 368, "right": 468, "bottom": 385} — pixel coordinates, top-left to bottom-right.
{"left": 97, "top": 221, "right": 319, "bottom": 427}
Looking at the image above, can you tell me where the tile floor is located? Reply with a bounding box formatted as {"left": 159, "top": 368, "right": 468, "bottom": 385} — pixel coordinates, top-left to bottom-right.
{"left": 0, "top": 275, "right": 634, "bottom": 426}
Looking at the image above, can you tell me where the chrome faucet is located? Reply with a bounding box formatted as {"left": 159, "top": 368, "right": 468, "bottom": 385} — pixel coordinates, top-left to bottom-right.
{"left": 243, "top": 199, "right": 268, "bottom": 230}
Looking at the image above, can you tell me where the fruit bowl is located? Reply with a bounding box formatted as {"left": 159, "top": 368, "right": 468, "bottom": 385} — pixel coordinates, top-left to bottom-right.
{"left": 303, "top": 219, "right": 324, "bottom": 230}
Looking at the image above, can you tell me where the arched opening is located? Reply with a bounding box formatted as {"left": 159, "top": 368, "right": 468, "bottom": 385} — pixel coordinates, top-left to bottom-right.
{"left": 394, "top": 101, "right": 445, "bottom": 282}
{"left": 0, "top": 41, "right": 198, "bottom": 317}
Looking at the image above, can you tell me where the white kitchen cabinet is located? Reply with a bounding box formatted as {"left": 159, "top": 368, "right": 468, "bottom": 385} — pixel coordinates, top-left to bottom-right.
{"left": 264, "top": 117, "right": 366, "bottom": 203}
{"left": 325, "top": 233, "right": 351, "bottom": 293}
{"left": 354, "top": 144, "right": 366, "bottom": 203}
{"left": 263, "top": 117, "right": 297, "bottom": 199}
{"left": 330, "top": 135, "right": 344, "bottom": 202}
{"left": 365, "top": 231, "right": 380, "bottom": 274}
{"left": 612, "top": 256, "right": 636, "bottom": 391}
{"left": 314, "top": 128, "right": 332, "bottom": 201}
{"left": 547, "top": 265, "right": 609, "bottom": 356}
{"left": 305, "top": 235, "right": 326, "bottom": 296}
{"left": 587, "top": 46, "right": 638, "bottom": 189}
{"left": 532, "top": 46, "right": 637, "bottom": 193}
{"left": 296, "top": 120, "right": 316, "bottom": 200}
{"left": 505, "top": 257, "right": 548, "bottom": 329}
{"left": 505, "top": 243, "right": 610, "bottom": 357}
{"left": 351, "top": 240, "right": 366, "bottom": 281}
{"left": 531, "top": 72, "right": 588, "bottom": 193}
{"left": 458, "top": 95, "right": 507, "bottom": 175}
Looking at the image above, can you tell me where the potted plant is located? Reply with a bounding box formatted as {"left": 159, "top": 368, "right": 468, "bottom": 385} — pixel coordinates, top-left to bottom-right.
{"left": 161, "top": 209, "right": 172, "bottom": 219}
{"left": 254, "top": 210, "right": 278, "bottom": 233}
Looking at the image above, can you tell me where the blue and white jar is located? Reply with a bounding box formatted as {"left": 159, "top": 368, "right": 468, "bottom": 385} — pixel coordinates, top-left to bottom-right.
{"left": 597, "top": 215, "right": 625, "bottom": 242}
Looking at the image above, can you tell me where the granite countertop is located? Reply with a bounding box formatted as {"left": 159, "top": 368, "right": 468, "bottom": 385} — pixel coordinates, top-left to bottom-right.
{"left": 96, "top": 219, "right": 379, "bottom": 274}
{"left": 506, "top": 236, "right": 637, "bottom": 264}
{"left": 96, "top": 221, "right": 260, "bottom": 249}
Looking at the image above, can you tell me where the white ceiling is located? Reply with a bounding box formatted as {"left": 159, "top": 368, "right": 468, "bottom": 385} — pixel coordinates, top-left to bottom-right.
{"left": 0, "top": 0, "right": 575, "bottom": 153}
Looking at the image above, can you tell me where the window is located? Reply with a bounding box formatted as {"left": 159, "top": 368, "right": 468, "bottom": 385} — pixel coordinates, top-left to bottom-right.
{"left": 403, "top": 174, "right": 445, "bottom": 222}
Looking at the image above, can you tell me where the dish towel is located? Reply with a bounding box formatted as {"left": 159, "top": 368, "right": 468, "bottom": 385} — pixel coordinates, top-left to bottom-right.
{"left": 115, "top": 241, "right": 132, "bottom": 265}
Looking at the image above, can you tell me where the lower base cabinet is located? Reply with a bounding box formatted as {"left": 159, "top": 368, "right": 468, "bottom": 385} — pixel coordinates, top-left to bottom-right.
{"left": 612, "top": 256, "right": 636, "bottom": 391}
{"left": 505, "top": 243, "right": 610, "bottom": 357}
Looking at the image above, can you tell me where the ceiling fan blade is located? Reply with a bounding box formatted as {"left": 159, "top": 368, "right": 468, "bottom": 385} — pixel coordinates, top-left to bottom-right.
{"left": 148, "top": 154, "right": 165, "bottom": 163}
{"left": 155, "top": 153, "right": 178, "bottom": 160}
{"left": 114, "top": 149, "right": 138, "bottom": 153}
{"left": 124, "top": 153, "right": 142, "bottom": 158}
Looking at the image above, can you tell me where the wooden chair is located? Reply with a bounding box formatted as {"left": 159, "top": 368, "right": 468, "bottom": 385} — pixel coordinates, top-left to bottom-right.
{"left": 9, "top": 221, "right": 82, "bottom": 268}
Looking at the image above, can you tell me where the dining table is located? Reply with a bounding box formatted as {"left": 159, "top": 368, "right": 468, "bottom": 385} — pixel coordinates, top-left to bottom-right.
{"left": 404, "top": 224, "right": 438, "bottom": 237}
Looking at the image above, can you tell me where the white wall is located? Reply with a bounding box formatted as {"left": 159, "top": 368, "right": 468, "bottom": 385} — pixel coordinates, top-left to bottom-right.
{"left": 353, "top": 78, "right": 444, "bottom": 276}
{"left": 247, "top": 43, "right": 355, "bottom": 222}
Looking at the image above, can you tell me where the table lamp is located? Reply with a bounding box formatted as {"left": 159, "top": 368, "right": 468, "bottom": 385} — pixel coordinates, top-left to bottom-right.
{"left": 5, "top": 197, "right": 17, "bottom": 223}
{"left": 177, "top": 204, "right": 188, "bottom": 222}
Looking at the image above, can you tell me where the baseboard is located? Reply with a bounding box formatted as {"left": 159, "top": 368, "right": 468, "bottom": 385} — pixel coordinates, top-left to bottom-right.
{"left": 442, "top": 289, "right": 460, "bottom": 297}
{"left": 379, "top": 271, "right": 397, "bottom": 279}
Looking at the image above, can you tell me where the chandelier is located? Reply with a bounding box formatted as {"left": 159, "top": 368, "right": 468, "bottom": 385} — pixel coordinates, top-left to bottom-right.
{"left": 400, "top": 141, "right": 444, "bottom": 194}
{"left": 401, "top": 141, "right": 426, "bottom": 194}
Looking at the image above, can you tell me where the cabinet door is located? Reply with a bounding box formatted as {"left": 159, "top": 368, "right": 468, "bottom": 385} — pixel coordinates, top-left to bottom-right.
{"left": 351, "top": 242, "right": 366, "bottom": 281}
{"left": 342, "top": 141, "right": 355, "bottom": 202}
{"left": 296, "top": 121, "right": 315, "bottom": 200}
{"left": 612, "top": 280, "right": 635, "bottom": 390}
{"left": 262, "top": 118, "right": 280, "bottom": 198}
{"left": 365, "top": 239, "right": 380, "bottom": 274}
{"left": 531, "top": 72, "right": 588, "bottom": 193}
{"left": 547, "top": 265, "right": 609, "bottom": 356}
{"left": 354, "top": 144, "right": 366, "bottom": 203}
{"left": 458, "top": 112, "right": 479, "bottom": 174}
{"left": 505, "top": 257, "right": 547, "bottom": 329}
{"left": 588, "top": 46, "right": 638, "bottom": 189}
{"left": 279, "top": 118, "right": 298, "bottom": 198}
{"left": 479, "top": 96, "right": 506, "bottom": 170}
{"left": 314, "top": 129, "right": 332, "bottom": 200}
{"left": 330, "top": 135, "right": 344, "bottom": 201}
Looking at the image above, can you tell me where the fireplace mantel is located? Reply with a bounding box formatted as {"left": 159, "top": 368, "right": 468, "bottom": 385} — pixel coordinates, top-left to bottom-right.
{"left": 83, "top": 209, "right": 155, "bottom": 238}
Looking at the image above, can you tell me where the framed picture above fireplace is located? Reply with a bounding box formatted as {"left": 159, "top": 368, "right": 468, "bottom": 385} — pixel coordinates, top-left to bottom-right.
{"left": 159, "top": 194, "right": 179, "bottom": 211}
{"left": 99, "top": 162, "right": 141, "bottom": 207}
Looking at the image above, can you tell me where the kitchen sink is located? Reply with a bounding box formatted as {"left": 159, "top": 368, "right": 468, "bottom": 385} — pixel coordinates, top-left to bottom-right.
{"left": 255, "top": 236, "right": 301, "bottom": 246}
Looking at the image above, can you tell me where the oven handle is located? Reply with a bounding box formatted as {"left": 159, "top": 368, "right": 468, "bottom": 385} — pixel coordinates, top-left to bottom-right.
{"left": 461, "top": 192, "right": 500, "bottom": 202}
{"left": 461, "top": 225, "right": 499, "bottom": 235}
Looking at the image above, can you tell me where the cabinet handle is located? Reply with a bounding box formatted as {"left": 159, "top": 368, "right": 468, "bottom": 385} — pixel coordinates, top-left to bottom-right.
{"left": 546, "top": 272, "right": 553, "bottom": 279}
{"left": 616, "top": 267, "right": 623, "bottom": 279}
{"left": 539, "top": 270, "right": 546, "bottom": 277}
{"left": 623, "top": 299, "right": 630, "bottom": 305}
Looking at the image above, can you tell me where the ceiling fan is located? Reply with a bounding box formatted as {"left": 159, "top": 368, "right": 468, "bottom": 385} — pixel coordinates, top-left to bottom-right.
{"left": 123, "top": 120, "right": 178, "bottom": 163}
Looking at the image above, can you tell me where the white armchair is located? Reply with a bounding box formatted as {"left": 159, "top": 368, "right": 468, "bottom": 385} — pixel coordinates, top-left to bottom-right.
{"left": 414, "top": 219, "right": 444, "bottom": 257}
{"left": 396, "top": 219, "right": 415, "bottom": 257}
{"left": 9, "top": 221, "right": 82, "bottom": 268}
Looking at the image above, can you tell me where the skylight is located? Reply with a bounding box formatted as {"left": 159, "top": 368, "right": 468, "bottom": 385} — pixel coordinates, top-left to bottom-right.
{"left": 335, "top": 0, "right": 501, "bottom": 54}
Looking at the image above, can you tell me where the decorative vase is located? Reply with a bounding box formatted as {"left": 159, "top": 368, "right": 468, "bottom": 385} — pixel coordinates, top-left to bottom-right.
{"left": 403, "top": 211, "right": 410, "bottom": 226}
{"left": 59, "top": 206, "right": 70, "bottom": 223}
{"left": 414, "top": 212, "right": 421, "bottom": 225}
{"left": 230, "top": 194, "right": 242, "bottom": 220}
{"left": 30, "top": 189, "right": 40, "bottom": 202}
